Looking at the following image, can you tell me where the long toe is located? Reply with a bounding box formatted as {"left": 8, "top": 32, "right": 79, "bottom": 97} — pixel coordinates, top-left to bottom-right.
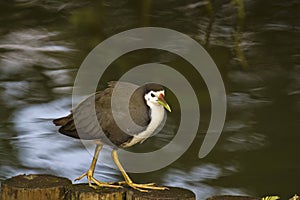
{"left": 91, "top": 177, "right": 123, "bottom": 189}
{"left": 74, "top": 172, "right": 88, "bottom": 181}
{"left": 117, "top": 182, "right": 155, "bottom": 186}
{"left": 127, "top": 182, "right": 168, "bottom": 192}
{"left": 74, "top": 171, "right": 122, "bottom": 189}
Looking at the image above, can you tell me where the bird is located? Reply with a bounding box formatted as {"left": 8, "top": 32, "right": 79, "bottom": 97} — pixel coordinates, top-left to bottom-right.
{"left": 53, "top": 81, "right": 171, "bottom": 192}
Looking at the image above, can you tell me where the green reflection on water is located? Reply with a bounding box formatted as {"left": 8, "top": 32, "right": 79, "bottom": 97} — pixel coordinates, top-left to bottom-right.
{"left": 0, "top": 0, "right": 299, "bottom": 199}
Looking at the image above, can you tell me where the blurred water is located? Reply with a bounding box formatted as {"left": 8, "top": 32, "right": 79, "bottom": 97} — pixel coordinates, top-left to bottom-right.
{"left": 0, "top": 0, "right": 299, "bottom": 199}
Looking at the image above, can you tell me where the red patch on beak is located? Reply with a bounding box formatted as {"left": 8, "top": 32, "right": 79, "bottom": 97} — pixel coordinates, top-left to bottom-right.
{"left": 159, "top": 93, "right": 164, "bottom": 99}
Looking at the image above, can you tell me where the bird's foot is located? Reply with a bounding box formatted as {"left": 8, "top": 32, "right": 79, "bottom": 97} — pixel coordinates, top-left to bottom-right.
{"left": 121, "top": 181, "right": 168, "bottom": 192}
{"left": 75, "top": 170, "right": 122, "bottom": 189}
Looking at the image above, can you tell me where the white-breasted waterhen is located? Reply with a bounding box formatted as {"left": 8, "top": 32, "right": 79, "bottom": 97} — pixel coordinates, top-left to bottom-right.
{"left": 53, "top": 81, "right": 171, "bottom": 192}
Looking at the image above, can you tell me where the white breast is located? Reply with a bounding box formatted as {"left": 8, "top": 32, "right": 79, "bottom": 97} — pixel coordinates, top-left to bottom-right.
{"left": 122, "top": 104, "right": 165, "bottom": 148}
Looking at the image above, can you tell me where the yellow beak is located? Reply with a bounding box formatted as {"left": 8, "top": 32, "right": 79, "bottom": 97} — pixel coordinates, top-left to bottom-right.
{"left": 157, "top": 98, "right": 171, "bottom": 112}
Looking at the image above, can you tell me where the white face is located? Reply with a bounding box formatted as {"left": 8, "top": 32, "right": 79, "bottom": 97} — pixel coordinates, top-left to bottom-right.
{"left": 144, "top": 90, "right": 165, "bottom": 106}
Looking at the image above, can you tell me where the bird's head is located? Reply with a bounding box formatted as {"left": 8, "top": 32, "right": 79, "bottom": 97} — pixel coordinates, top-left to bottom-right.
{"left": 143, "top": 84, "right": 171, "bottom": 112}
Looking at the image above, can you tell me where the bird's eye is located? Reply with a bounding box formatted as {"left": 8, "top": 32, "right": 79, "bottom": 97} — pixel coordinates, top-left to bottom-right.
{"left": 150, "top": 93, "right": 155, "bottom": 97}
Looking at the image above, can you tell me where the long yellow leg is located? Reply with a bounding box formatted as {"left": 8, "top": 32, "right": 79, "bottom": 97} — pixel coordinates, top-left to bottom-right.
{"left": 112, "top": 149, "right": 168, "bottom": 192}
{"left": 75, "top": 144, "right": 122, "bottom": 189}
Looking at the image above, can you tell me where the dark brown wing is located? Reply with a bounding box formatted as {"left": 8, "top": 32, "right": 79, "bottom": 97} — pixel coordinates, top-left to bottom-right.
{"left": 53, "top": 81, "right": 151, "bottom": 147}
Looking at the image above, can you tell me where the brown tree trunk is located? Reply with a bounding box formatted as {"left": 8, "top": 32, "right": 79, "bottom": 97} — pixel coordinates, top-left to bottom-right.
{"left": 0, "top": 174, "right": 71, "bottom": 200}
{"left": 1, "top": 174, "right": 197, "bottom": 200}
{"left": 67, "top": 184, "right": 126, "bottom": 200}
{"left": 126, "top": 187, "right": 195, "bottom": 200}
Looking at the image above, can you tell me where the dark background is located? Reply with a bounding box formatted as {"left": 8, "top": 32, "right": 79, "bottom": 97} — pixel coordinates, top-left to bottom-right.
{"left": 0, "top": 0, "right": 299, "bottom": 199}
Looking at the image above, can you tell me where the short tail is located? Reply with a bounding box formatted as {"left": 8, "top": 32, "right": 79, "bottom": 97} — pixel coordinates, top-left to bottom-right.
{"left": 53, "top": 114, "right": 82, "bottom": 139}
{"left": 53, "top": 114, "right": 73, "bottom": 126}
